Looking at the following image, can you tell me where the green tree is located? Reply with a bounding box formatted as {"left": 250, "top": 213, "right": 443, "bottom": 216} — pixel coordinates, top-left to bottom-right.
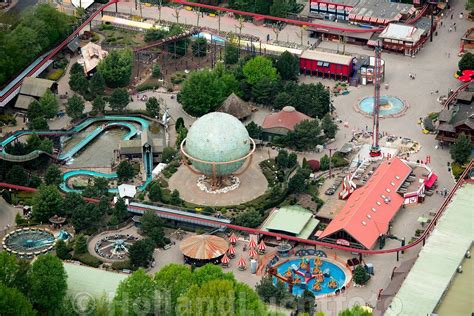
{"left": 39, "top": 89, "right": 59, "bottom": 119}
{"left": 321, "top": 113, "right": 338, "bottom": 139}
{"left": 146, "top": 96, "right": 160, "bottom": 118}
{"left": 89, "top": 71, "right": 106, "bottom": 96}
{"left": 0, "top": 251, "right": 20, "bottom": 288}
{"left": 74, "top": 234, "right": 88, "bottom": 255}
{"left": 246, "top": 121, "right": 263, "bottom": 139}
{"left": 175, "top": 117, "right": 185, "bottom": 132}
{"left": 113, "top": 198, "right": 129, "bottom": 223}
{"left": 145, "top": 28, "right": 167, "bottom": 42}
{"left": 274, "top": 92, "right": 292, "bottom": 109}
{"left": 70, "top": 62, "right": 84, "bottom": 76}
{"left": 28, "top": 254, "right": 67, "bottom": 313}
{"left": 288, "top": 152, "right": 298, "bottom": 168}
{"left": 32, "top": 185, "right": 63, "bottom": 222}
{"left": 140, "top": 211, "right": 166, "bottom": 247}
{"left": 29, "top": 175, "right": 42, "bottom": 188}
{"left": 82, "top": 177, "right": 109, "bottom": 199}
{"left": 270, "top": 0, "right": 289, "bottom": 17}
{"left": 166, "top": 24, "right": 190, "bottom": 56}
{"left": 97, "top": 49, "right": 133, "bottom": 88}
{"left": 0, "top": 283, "right": 35, "bottom": 316}
{"left": 276, "top": 149, "right": 289, "bottom": 169}
{"left": 170, "top": 189, "right": 181, "bottom": 205}
{"left": 161, "top": 146, "right": 177, "bottom": 163}
{"left": 288, "top": 169, "right": 306, "bottom": 193}
{"left": 113, "top": 269, "right": 156, "bottom": 316}
{"left": 175, "top": 126, "right": 188, "bottom": 148}
{"left": 128, "top": 238, "right": 155, "bottom": 268}
{"left": 450, "top": 133, "right": 472, "bottom": 164}
{"left": 72, "top": 203, "right": 101, "bottom": 232}
{"left": 6, "top": 165, "right": 28, "bottom": 186}
{"left": 296, "top": 289, "right": 315, "bottom": 315}
{"left": 152, "top": 64, "right": 161, "bottom": 78}
{"left": 27, "top": 100, "right": 43, "bottom": 121}
{"left": 63, "top": 192, "right": 85, "bottom": 216}
{"left": 320, "top": 154, "right": 330, "bottom": 171}
{"left": 458, "top": 52, "right": 474, "bottom": 71}
{"left": 69, "top": 72, "right": 89, "bottom": 95}
{"left": 148, "top": 182, "right": 162, "bottom": 202}
{"left": 44, "top": 164, "right": 62, "bottom": 185}
{"left": 154, "top": 264, "right": 193, "bottom": 313}
{"left": 192, "top": 37, "right": 208, "bottom": 57}
{"left": 233, "top": 208, "right": 262, "bottom": 228}
{"left": 92, "top": 96, "right": 106, "bottom": 114}
{"left": 353, "top": 265, "right": 370, "bottom": 285}
{"left": 116, "top": 160, "right": 136, "bottom": 181}
{"left": 224, "top": 42, "right": 239, "bottom": 65}
{"left": 30, "top": 117, "right": 49, "bottom": 130}
{"left": 276, "top": 51, "right": 299, "bottom": 80}
{"left": 255, "top": 0, "right": 271, "bottom": 14}
{"left": 55, "top": 239, "right": 71, "bottom": 260}
{"left": 179, "top": 69, "right": 240, "bottom": 116}
{"left": 243, "top": 56, "right": 279, "bottom": 85}
{"left": 339, "top": 305, "right": 372, "bottom": 316}
{"left": 109, "top": 88, "right": 129, "bottom": 112}
{"left": 251, "top": 77, "right": 279, "bottom": 105}
{"left": 285, "top": 119, "right": 323, "bottom": 151}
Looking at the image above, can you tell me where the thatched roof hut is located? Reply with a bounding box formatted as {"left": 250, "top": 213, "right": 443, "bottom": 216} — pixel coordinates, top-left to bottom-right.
{"left": 217, "top": 93, "right": 253, "bottom": 120}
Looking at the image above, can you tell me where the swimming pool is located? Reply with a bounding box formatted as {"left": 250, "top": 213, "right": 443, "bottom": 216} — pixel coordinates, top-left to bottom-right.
{"left": 273, "top": 258, "right": 350, "bottom": 297}
{"left": 358, "top": 96, "right": 407, "bottom": 117}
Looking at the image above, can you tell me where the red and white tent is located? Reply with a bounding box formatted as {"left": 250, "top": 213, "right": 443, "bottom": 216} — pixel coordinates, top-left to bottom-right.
{"left": 221, "top": 254, "right": 230, "bottom": 265}
{"left": 258, "top": 240, "right": 266, "bottom": 252}
{"left": 238, "top": 257, "right": 247, "bottom": 268}
{"left": 248, "top": 248, "right": 258, "bottom": 258}
{"left": 228, "top": 245, "right": 236, "bottom": 256}
{"left": 229, "top": 233, "right": 237, "bottom": 244}
{"left": 248, "top": 238, "right": 257, "bottom": 248}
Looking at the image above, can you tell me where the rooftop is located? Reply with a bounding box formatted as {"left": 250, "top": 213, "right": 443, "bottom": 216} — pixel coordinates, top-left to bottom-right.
{"left": 179, "top": 234, "right": 228, "bottom": 260}
{"left": 79, "top": 42, "right": 108, "bottom": 74}
{"left": 261, "top": 205, "right": 320, "bottom": 239}
{"left": 217, "top": 93, "right": 253, "bottom": 120}
{"left": 385, "top": 182, "right": 474, "bottom": 316}
{"left": 18, "top": 77, "right": 55, "bottom": 98}
{"left": 319, "top": 157, "right": 412, "bottom": 249}
{"left": 64, "top": 262, "right": 127, "bottom": 297}
{"left": 300, "top": 50, "right": 354, "bottom": 65}
{"left": 349, "top": 0, "right": 415, "bottom": 24}
{"left": 262, "top": 106, "right": 312, "bottom": 132}
{"left": 379, "top": 24, "right": 425, "bottom": 43}
{"left": 311, "top": 0, "right": 360, "bottom": 6}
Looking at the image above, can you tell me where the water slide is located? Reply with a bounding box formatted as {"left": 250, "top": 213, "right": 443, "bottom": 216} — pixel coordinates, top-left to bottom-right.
{"left": 0, "top": 115, "right": 155, "bottom": 193}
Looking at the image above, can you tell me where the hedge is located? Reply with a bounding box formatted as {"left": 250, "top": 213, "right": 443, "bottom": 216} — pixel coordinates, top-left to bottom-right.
{"left": 47, "top": 69, "right": 65, "bottom": 81}
{"left": 136, "top": 82, "right": 159, "bottom": 92}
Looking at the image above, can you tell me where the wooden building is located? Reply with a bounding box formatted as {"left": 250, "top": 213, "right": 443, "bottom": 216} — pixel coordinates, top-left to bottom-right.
{"left": 299, "top": 50, "right": 354, "bottom": 81}
{"left": 436, "top": 91, "right": 474, "bottom": 144}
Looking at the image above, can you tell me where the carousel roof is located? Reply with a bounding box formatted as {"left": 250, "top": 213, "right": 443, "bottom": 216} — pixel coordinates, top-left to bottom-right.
{"left": 180, "top": 235, "right": 229, "bottom": 260}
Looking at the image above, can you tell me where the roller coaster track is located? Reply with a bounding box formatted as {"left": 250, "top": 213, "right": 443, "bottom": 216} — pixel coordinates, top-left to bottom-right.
{"left": 1, "top": 160, "right": 472, "bottom": 255}
{"left": 134, "top": 27, "right": 201, "bottom": 52}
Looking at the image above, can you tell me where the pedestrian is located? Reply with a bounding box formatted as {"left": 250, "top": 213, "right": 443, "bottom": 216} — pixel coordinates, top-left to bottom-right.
{"left": 451, "top": 13, "right": 453, "bottom": 19}
{"left": 440, "top": 21, "right": 443, "bottom": 26}
{"left": 449, "top": 27, "right": 452, "bottom": 32}
{"left": 454, "top": 24, "right": 456, "bottom": 32}
{"left": 459, "top": 12, "right": 463, "bottom": 19}
{"left": 448, "top": 52, "right": 451, "bottom": 58}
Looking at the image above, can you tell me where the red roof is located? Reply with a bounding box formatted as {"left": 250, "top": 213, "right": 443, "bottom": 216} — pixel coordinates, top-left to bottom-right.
{"left": 424, "top": 172, "right": 438, "bottom": 188}
{"left": 319, "top": 157, "right": 412, "bottom": 249}
{"left": 262, "top": 106, "right": 312, "bottom": 131}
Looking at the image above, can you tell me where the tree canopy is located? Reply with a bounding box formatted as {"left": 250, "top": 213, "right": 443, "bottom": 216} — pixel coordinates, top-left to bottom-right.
{"left": 275, "top": 51, "right": 299, "bottom": 80}
{"left": 32, "top": 185, "right": 63, "bottom": 222}
{"left": 0, "top": 283, "right": 35, "bottom": 316}
{"left": 109, "top": 88, "right": 129, "bottom": 112}
{"left": 44, "top": 164, "right": 62, "bottom": 185}
{"left": 458, "top": 52, "right": 474, "bottom": 72}
{"left": 243, "top": 56, "right": 279, "bottom": 85}
{"left": 128, "top": 238, "right": 155, "bottom": 268}
{"left": 224, "top": 42, "right": 239, "bottom": 65}
{"left": 178, "top": 67, "right": 240, "bottom": 116}
{"left": 321, "top": 113, "right": 338, "bottom": 139}
{"left": 28, "top": 254, "right": 67, "bottom": 313}
{"left": 97, "top": 49, "right": 133, "bottom": 88}
{"left": 450, "top": 133, "right": 472, "bottom": 165}
{"left": 283, "top": 119, "right": 323, "bottom": 151}
{"left": 113, "top": 269, "right": 157, "bottom": 316}
{"left": 66, "top": 94, "right": 85, "bottom": 120}
{"left": 146, "top": 96, "right": 161, "bottom": 118}
{"left": 116, "top": 160, "right": 136, "bottom": 181}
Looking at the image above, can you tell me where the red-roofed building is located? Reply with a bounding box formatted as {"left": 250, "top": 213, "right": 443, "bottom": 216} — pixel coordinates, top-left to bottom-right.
{"left": 319, "top": 157, "right": 412, "bottom": 249}
{"left": 262, "top": 106, "right": 312, "bottom": 141}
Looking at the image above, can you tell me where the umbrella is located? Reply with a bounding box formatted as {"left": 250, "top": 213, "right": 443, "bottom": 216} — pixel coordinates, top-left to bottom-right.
{"left": 228, "top": 245, "right": 236, "bottom": 255}
{"left": 258, "top": 240, "right": 266, "bottom": 252}
{"left": 238, "top": 257, "right": 247, "bottom": 268}
{"left": 248, "top": 248, "right": 258, "bottom": 258}
{"left": 248, "top": 238, "right": 257, "bottom": 248}
{"left": 229, "top": 233, "right": 237, "bottom": 244}
{"left": 221, "top": 254, "right": 230, "bottom": 264}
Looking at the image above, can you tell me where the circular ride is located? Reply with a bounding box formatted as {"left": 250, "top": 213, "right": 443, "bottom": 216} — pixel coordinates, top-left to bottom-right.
{"left": 357, "top": 96, "right": 407, "bottom": 118}
{"left": 180, "top": 234, "right": 229, "bottom": 267}
{"left": 94, "top": 233, "right": 139, "bottom": 261}
{"left": 180, "top": 112, "right": 256, "bottom": 191}
{"left": 272, "top": 257, "right": 351, "bottom": 297}
{"left": 2, "top": 228, "right": 56, "bottom": 257}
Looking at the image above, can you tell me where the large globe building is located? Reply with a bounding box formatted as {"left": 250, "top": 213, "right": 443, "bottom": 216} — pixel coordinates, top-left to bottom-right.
{"left": 180, "top": 112, "right": 255, "bottom": 189}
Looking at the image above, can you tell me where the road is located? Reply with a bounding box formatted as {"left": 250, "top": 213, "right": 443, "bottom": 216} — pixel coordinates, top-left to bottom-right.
{"left": 6, "top": 0, "right": 39, "bottom": 13}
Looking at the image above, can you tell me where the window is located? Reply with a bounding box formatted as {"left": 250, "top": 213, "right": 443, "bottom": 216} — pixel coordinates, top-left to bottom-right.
{"left": 361, "top": 221, "right": 367, "bottom": 226}
{"left": 367, "top": 214, "right": 372, "bottom": 219}
{"left": 386, "top": 188, "right": 391, "bottom": 193}
{"left": 323, "top": 62, "right": 330, "bottom": 67}
{"left": 317, "top": 61, "right": 323, "bottom": 66}
{"left": 376, "top": 201, "right": 381, "bottom": 206}
{"left": 371, "top": 207, "right": 376, "bottom": 212}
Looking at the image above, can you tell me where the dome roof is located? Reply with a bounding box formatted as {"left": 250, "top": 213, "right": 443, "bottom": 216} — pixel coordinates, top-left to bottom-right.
{"left": 185, "top": 112, "right": 251, "bottom": 176}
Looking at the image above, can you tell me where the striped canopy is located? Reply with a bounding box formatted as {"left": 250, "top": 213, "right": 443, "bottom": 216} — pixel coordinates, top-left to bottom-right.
{"left": 248, "top": 238, "right": 257, "bottom": 248}
{"left": 238, "top": 257, "right": 247, "bottom": 267}
{"left": 221, "top": 253, "right": 230, "bottom": 264}
{"left": 248, "top": 248, "right": 258, "bottom": 258}
{"left": 180, "top": 235, "right": 229, "bottom": 260}
{"left": 228, "top": 245, "right": 236, "bottom": 255}
{"left": 258, "top": 240, "right": 266, "bottom": 251}
{"left": 229, "top": 233, "right": 237, "bottom": 244}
